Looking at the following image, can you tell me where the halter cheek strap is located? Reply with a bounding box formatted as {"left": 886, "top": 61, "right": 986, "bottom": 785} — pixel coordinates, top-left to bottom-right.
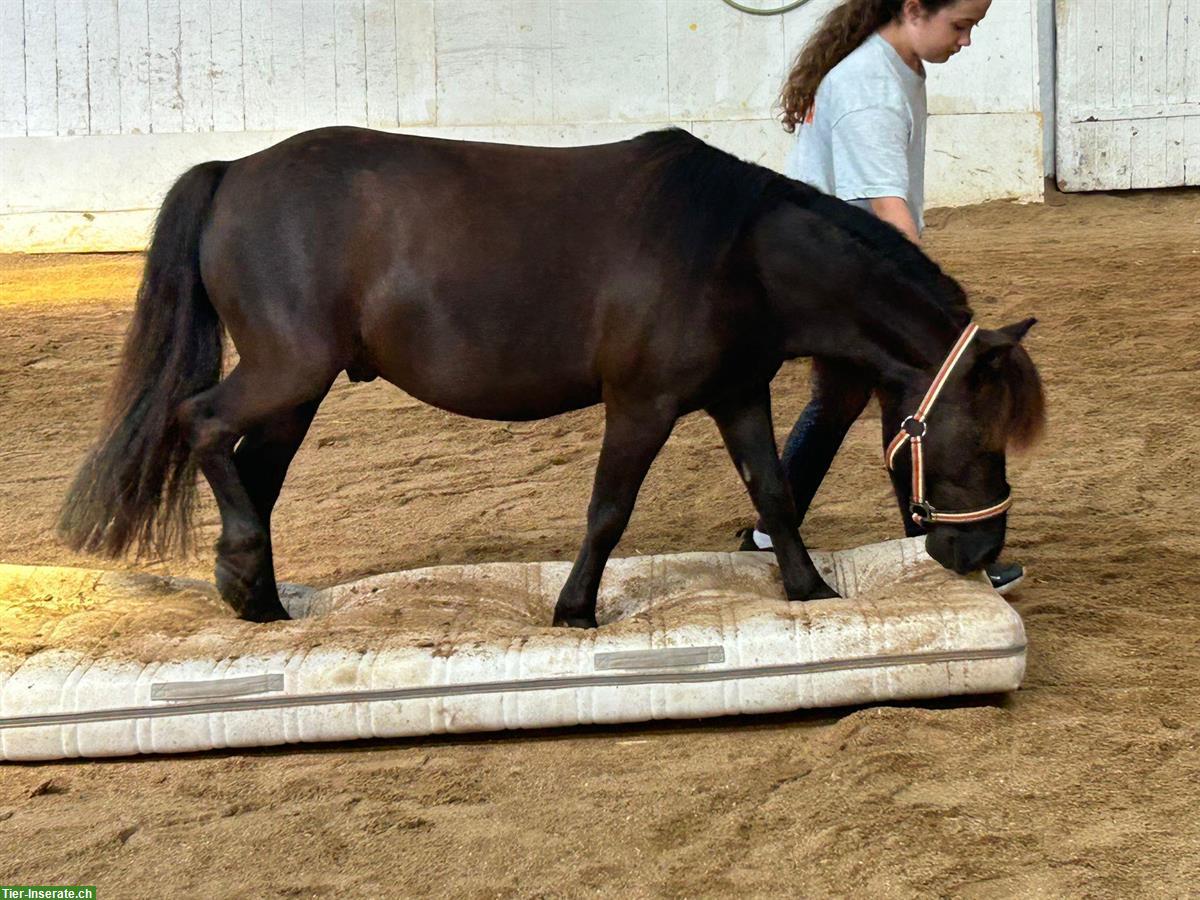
{"left": 885, "top": 323, "right": 1013, "bottom": 526}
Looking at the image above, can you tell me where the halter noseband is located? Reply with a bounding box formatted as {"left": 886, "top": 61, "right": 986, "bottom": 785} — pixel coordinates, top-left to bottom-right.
{"left": 885, "top": 323, "right": 1013, "bottom": 527}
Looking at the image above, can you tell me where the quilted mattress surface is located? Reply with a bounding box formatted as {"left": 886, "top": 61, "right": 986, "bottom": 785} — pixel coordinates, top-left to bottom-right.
{"left": 0, "top": 537, "right": 1025, "bottom": 761}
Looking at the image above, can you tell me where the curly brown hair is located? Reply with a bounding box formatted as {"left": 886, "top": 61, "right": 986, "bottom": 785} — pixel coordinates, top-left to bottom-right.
{"left": 778, "top": 0, "right": 956, "bottom": 132}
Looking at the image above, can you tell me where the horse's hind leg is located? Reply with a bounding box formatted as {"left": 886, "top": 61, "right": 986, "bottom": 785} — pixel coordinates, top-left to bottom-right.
{"left": 553, "top": 402, "right": 676, "bottom": 628}
{"left": 708, "top": 388, "right": 838, "bottom": 601}
{"left": 235, "top": 395, "right": 325, "bottom": 530}
{"left": 229, "top": 394, "right": 328, "bottom": 612}
{"left": 180, "top": 363, "right": 334, "bottom": 622}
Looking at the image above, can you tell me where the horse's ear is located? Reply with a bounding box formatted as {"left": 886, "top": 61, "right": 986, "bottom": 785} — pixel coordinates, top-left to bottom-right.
{"left": 999, "top": 317, "right": 1037, "bottom": 343}
{"left": 976, "top": 317, "right": 1037, "bottom": 362}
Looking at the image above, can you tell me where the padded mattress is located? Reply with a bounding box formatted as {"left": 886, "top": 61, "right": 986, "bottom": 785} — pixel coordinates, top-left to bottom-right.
{"left": 0, "top": 537, "right": 1025, "bottom": 761}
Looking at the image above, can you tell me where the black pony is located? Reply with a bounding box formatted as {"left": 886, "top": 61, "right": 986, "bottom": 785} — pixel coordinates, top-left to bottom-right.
{"left": 59, "top": 128, "right": 1044, "bottom": 628}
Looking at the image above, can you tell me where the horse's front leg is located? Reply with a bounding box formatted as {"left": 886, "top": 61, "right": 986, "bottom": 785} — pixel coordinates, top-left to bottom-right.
{"left": 710, "top": 387, "right": 838, "bottom": 601}
{"left": 552, "top": 402, "right": 676, "bottom": 628}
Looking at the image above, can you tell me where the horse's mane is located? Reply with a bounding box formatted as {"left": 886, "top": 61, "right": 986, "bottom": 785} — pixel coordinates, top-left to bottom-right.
{"left": 627, "top": 128, "right": 970, "bottom": 326}
{"left": 627, "top": 129, "right": 782, "bottom": 282}
{"left": 784, "top": 184, "right": 971, "bottom": 318}
{"left": 629, "top": 129, "right": 1043, "bottom": 451}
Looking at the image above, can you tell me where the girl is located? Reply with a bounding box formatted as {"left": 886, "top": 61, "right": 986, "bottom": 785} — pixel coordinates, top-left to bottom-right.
{"left": 743, "top": 0, "right": 1025, "bottom": 594}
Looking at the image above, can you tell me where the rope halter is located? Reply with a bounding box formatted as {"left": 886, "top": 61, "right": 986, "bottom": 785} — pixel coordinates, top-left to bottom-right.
{"left": 885, "top": 323, "right": 1014, "bottom": 527}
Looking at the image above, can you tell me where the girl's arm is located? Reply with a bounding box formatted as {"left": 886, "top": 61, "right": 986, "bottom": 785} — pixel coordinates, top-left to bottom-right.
{"left": 868, "top": 196, "right": 920, "bottom": 244}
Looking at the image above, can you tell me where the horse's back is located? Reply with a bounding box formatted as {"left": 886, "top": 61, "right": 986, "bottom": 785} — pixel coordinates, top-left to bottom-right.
{"left": 200, "top": 128, "right": 672, "bottom": 419}
{"left": 195, "top": 129, "right": 763, "bottom": 422}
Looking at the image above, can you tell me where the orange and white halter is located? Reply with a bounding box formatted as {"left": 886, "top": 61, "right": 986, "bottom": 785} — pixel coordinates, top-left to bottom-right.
{"left": 885, "top": 323, "right": 1014, "bottom": 527}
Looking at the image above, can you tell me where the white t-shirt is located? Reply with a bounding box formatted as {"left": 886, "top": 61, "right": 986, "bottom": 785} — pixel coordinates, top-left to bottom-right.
{"left": 784, "top": 32, "right": 928, "bottom": 232}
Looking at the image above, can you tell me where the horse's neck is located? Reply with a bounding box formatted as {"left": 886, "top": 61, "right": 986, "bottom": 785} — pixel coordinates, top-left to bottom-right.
{"left": 845, "top": 288, "right": 967, "bottom": 385}
{"left": 806, "top": 283, "right": 964, "bottom": 386}
{"left": 751, "top": 200, "right": 968, "bottom": 379}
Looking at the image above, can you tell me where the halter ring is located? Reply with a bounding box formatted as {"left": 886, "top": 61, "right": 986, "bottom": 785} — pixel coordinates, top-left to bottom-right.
{"left": 909, "top": 500, "right": 934, "bottom": 522}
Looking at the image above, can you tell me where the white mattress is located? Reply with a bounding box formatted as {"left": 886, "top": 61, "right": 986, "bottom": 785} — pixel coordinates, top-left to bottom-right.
{"left": 0, "top": 537, "right": 1025, "bottom": 761}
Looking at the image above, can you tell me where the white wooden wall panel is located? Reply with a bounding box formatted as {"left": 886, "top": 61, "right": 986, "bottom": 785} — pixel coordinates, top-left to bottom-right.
{"left": 1188, "top": 0, "right": 1200, "bottom": 180}
{"left": 117, "top": 0, "right": 152, "bottom": 133}
{"left": 302, "top": 0, "right": 338, "bottom": 130}
{"left": 395, "top": 0, "right": 436, "bottom": 125}
{"left": 179, "top": 0, "right": 213, "bottom": 133}
{"left": 210, "top": 0, "right": 246, "bottom": 132}
{"left": 242, "top": 0, "right": 275, "bottom": 131}
{"left": 147, "top": 0, "right": 183, "bottom": 132}
{"left": 1164, "top": 0, "right": 1188, "bottom": 181}
{"left": 23, "top": 0, "right": 57, "bottom": 135}
{"left": 55, "top": 0, "right": 91, "bottom": 135}
{"left": 1090, "top": 0, "right": 1116, "bottom": 187}
{"left": 333, "top": 0, "right": 368, "bottom": 125}
{"left": 0, "top": 0, "right": 27, "bottom": 135}
{"left": 364, "top": 0, "right": 400, "bottom": 128}
{"left": 552, "top": 0, "right": 668, "bottom": 124}
{"left": 1129, "top": 0, "right": 1162, "bottom": 188}
{"left": 2, "top": 0, "right": 1048, "bottom": 253}
{"left": 667, "top": 0, "right": 786, "bottom": 122}
{"left": 0, "top": 0, "right": 1052, "bottom": 144}
{"left": 1057, "top": 0, "right": 1199, "bottom": 190}
{"left": 86, "top": 0, "right": 122, "bottom": 135}
{"left": 434, "top": 0, "right": 553, "bottom": 126}
{"left": 1191, "top": 0, "right": 1200, "bottom": 104}
{"left": 272, "top": 0, "right": 307, "bottom": 130}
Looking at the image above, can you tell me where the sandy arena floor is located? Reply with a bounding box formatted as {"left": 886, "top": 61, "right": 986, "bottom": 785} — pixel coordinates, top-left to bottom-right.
{"left": 0, "top": 187, "right": 1197, "bottom": 897}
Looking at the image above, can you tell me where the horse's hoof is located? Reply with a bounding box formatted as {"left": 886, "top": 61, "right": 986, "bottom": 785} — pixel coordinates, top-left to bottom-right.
{"left": 552, "top": 613, "right": 599, "bottom": 629}
{"left": 809, "top": 585, "right": 840, "bottom": 600}
{"left": 215, "top": 562, "right": 290, "bottom": 623}
{"left": 789, "top": 580, "right": 840, "bottom": 602}
{"left": 243, "top": 601, "right": 291, "bottom": 623}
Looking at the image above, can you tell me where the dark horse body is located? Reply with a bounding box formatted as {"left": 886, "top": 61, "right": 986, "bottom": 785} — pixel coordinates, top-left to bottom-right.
{"left": 60, "top": 127, "right": 1044, "bottom": 627}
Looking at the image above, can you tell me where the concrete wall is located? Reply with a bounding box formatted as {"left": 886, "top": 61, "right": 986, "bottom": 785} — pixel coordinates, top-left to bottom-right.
{"left": 0, "top": 0, "right": 1045, "bottom": 253}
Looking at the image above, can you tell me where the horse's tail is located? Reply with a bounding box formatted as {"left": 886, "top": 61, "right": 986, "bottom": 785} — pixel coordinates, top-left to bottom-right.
{"left": 58, "top": 160, "right": 230, "bottom": 559}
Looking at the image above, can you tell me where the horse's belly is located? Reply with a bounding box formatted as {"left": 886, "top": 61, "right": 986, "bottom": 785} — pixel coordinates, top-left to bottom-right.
{"left": 361, "top": 291, "right": 604, "bottom": 421}
{"left": 375, "top": 359, "right": 601, "bottom": 422}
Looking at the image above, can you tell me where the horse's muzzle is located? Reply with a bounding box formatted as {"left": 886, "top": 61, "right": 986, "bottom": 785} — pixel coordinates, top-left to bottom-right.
{"left": 925, "top": 526, "right": 1004, "bottom": 575}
